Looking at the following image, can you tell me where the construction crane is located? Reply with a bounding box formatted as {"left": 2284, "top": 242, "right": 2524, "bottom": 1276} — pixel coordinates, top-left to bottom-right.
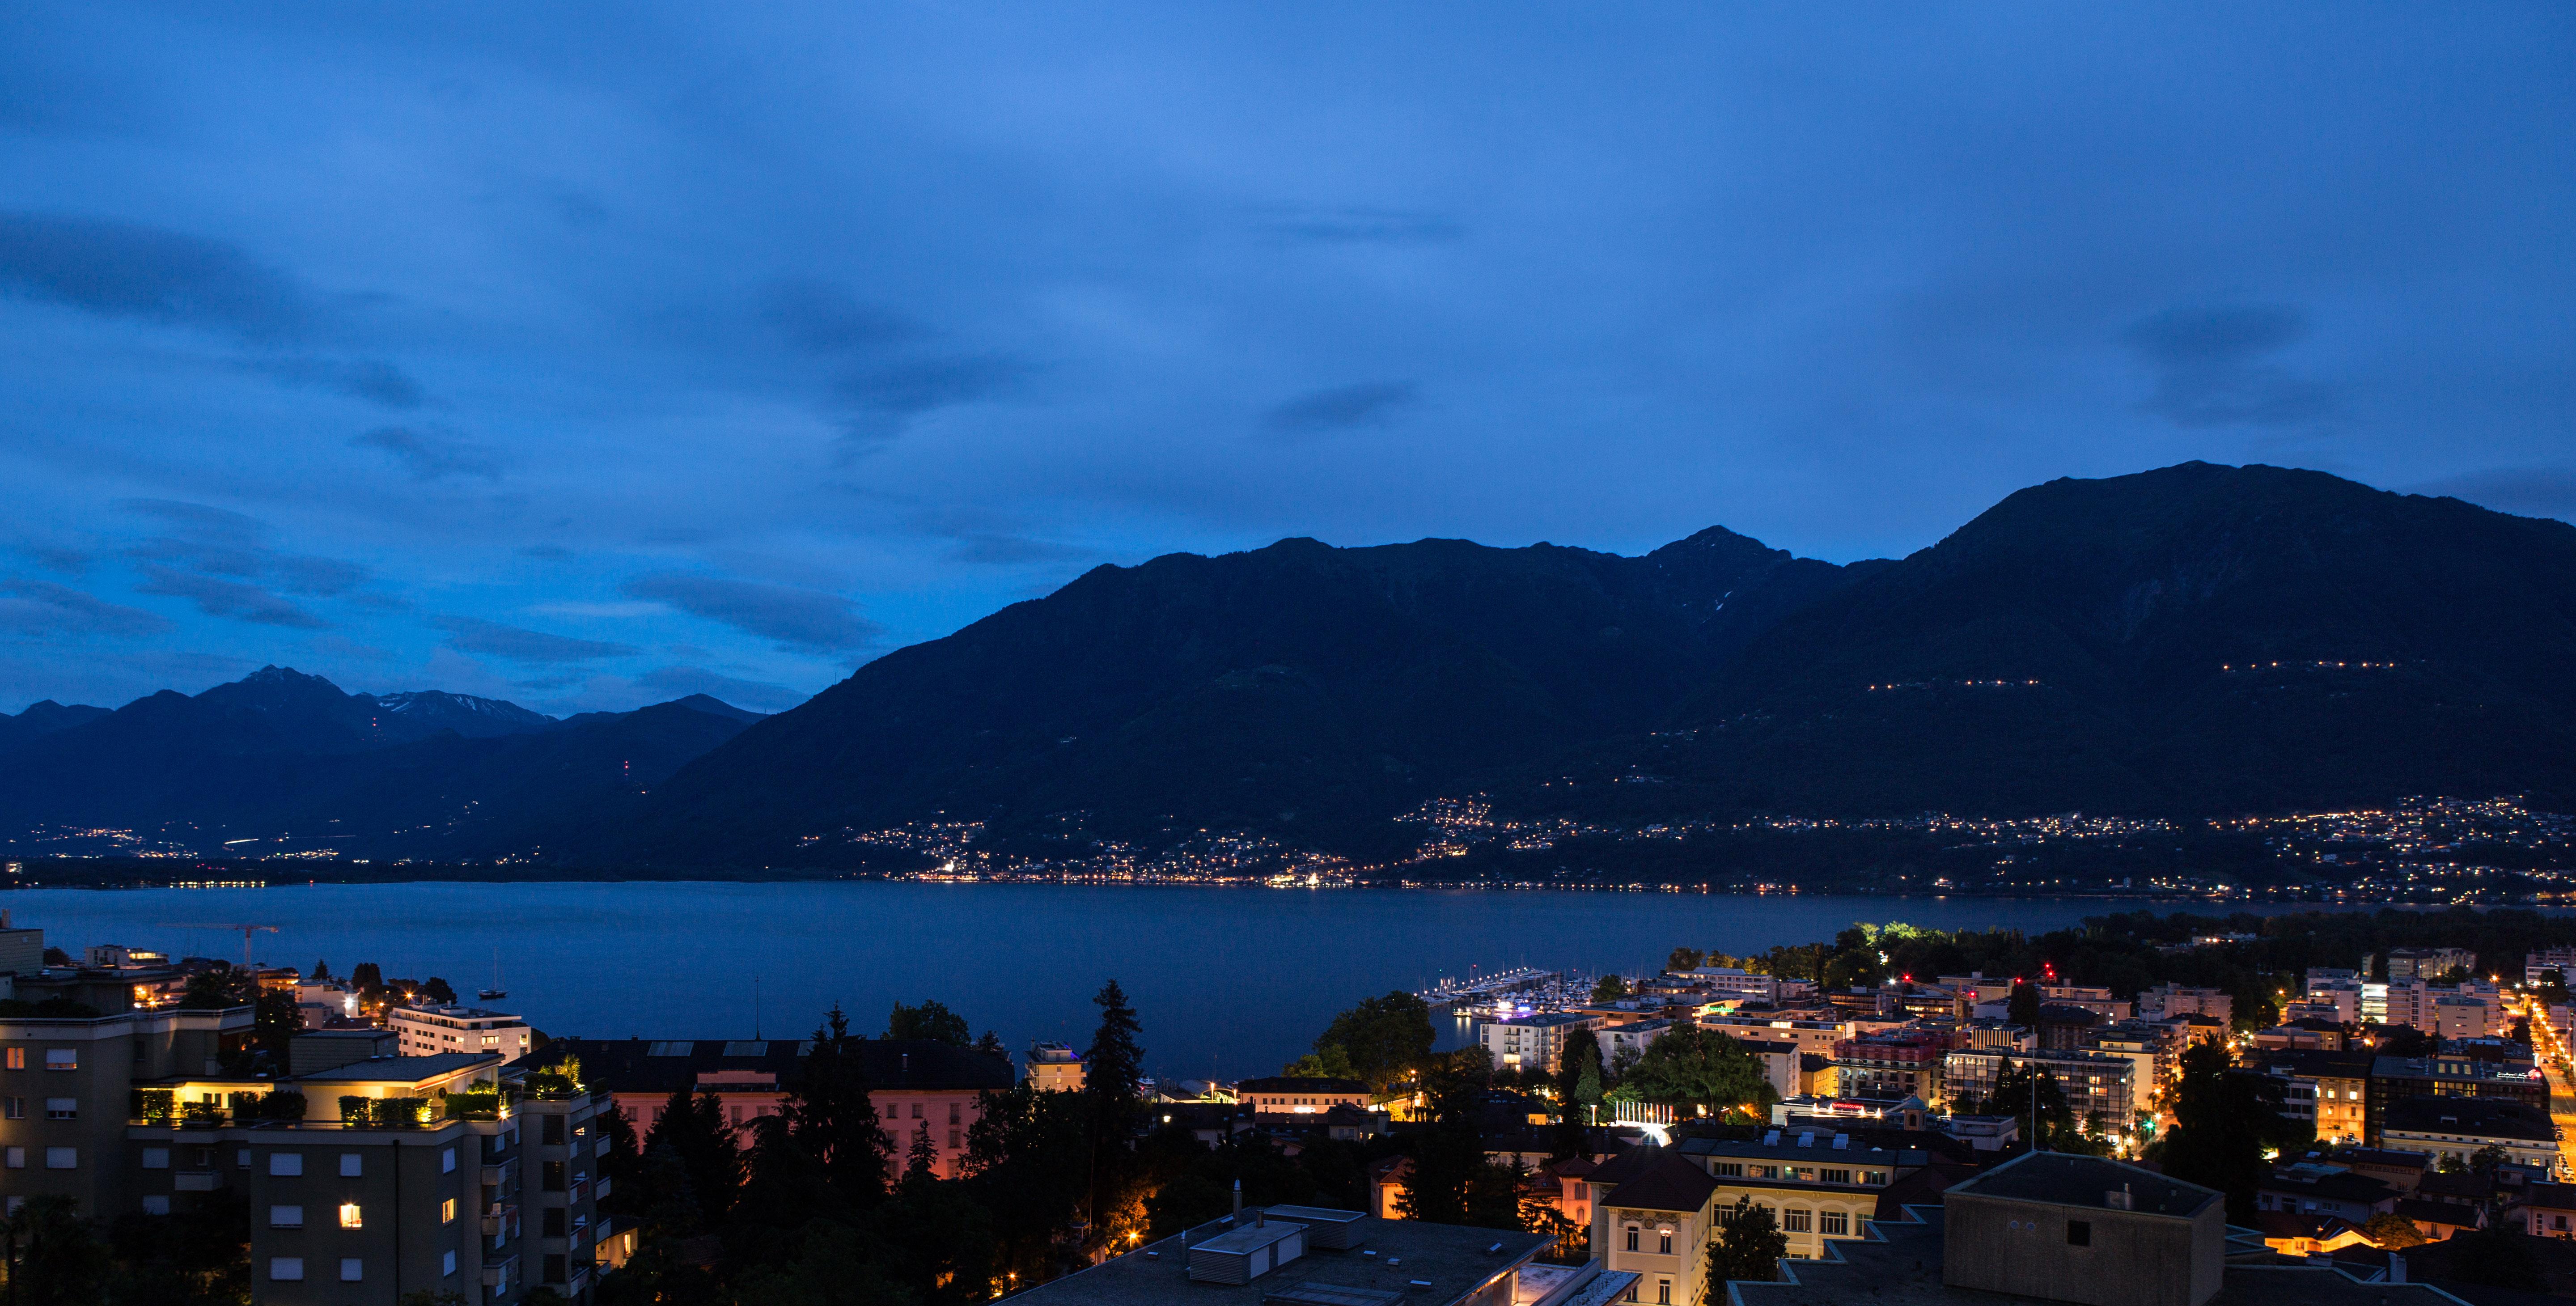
{"left": 165, "top": 923, "right": 279, "bottom": 966}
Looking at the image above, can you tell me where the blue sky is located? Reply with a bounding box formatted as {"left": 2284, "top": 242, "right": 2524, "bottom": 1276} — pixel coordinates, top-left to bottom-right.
{"left": 2, "top": 4, "right": 2570, "bottom": 715}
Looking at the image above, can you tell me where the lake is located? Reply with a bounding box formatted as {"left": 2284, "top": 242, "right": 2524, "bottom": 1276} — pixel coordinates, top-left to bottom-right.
{"left": 1, "top": 882, "right": 2340, "bottom": 1079}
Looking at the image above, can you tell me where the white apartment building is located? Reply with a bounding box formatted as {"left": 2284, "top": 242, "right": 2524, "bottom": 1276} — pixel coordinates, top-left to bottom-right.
{"left": 2383, "top": 979, "right": 2502, "bottom": 1038}
{"left": 2528, "top": 949, "right": 2576, "bottom": 986}
{"left": 388, "top": 1004, "right": 534, "bottom": 1064}
{"left": 1478, "top": 1012, "right": 1602, "bottom": 1074}
{"left": 1684, "top": 968, "right": 1781, "bottom": 1003}
{"left": 2136, "top": 984, "right": 2232, "bottom": 1026}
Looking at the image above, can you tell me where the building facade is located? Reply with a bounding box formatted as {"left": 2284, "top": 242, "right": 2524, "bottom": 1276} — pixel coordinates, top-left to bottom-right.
{"left": 389, "top": 1004, "right": 535, "bottom": 1064}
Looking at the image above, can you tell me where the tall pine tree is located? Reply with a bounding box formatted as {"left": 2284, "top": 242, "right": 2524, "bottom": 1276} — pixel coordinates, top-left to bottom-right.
{"left": 784, "top": 1004, "right": 892, "bottom": 1205}
{"left": 1083, "top": 979, "right": 1147, "bottom": 1248}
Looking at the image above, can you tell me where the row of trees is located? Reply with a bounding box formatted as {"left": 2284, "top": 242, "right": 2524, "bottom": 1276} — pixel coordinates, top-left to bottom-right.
{"left": 598, "top": 982, "right": 1151, "bottom": 1306}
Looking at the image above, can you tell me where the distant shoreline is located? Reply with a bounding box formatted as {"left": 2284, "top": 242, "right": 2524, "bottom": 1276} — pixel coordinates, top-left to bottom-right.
{"left": 0, "top": 864, "right": 2500, "bottom": 909}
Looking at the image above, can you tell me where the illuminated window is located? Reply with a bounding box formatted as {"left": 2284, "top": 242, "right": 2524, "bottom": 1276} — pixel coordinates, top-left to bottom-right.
{"left": 339, "top": 1203, "right": 363, "bottom": 1230}
{"left": 441, "top": 1198, "right": 457, "bottom": 1224}
{"left": 4, "top": 1048, "right": 20, "bottom": 1070}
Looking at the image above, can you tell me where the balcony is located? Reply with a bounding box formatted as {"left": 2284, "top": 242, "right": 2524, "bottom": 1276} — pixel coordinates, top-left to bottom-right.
{"left": 593, "top": 1175, "right": 611, "bottom": 1200}
{"left": 481, "top": 1253, "right": 519, "bottom": 1289}
{"left": 481, "top": 1203, "right": 518, "bottom": 1239}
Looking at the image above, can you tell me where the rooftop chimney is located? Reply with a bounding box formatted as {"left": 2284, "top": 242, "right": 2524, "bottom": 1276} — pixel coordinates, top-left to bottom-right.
{"left": 1232, "top": 1179, "right": 1242, "bottom": 1217}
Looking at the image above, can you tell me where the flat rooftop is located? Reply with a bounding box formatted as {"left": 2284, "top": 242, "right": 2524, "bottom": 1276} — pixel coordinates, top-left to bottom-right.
{"left": 1016, "top": 1209, "right": 1547, "bottom": 1306}
{"left": 292, "top": 1053, "right": 501, "bottom": 1084}
{"left": 1730, "top": 1206, "right": 2463, "bottom": 1306}
{"left": 1946, "top": 1152, "right": 2219, "bottom": 1218}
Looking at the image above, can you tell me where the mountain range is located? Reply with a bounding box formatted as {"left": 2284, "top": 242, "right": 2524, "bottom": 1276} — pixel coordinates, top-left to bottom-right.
{"left": 6, "top": 462, "right": 2572, "bottom": 869}
{"left": 0, "top": 673, "right": 761, "bottom": 858}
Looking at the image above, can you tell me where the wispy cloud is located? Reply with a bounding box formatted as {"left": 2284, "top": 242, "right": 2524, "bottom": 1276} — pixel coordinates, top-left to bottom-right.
{"left": 0, "top": 578, "right": 173, "bottom": 638}
{"left": 134, "top": 566, "right": 328, "bottom": 628}
{"left": 431, "top": 615, "right": 636, "bottom": 664}
{"left": 2123, "top": 305, "right": 2335, "bottom": 428}
{"left": 621, "top": 572, "right": 880, "bottom": 651}
{"left": 242, "top": 357, "right": 426, "bottom": 409}
{"left": 0, "top": 211, "right": 305, "bottom": 339}
{"left": 116, "top": 499, "right": 367, "bottom": 596}
{"left": 1256, "top": 206, "right": 1463, "bottom": 246}
{"left": 1267, "top": 381, "right": 1415, "bottom": 435}
{"left": 758, "top": 277, "right": 918, "bottom": 354}
{"left": 352, "top": 426, "right": 505, "bottom": 481}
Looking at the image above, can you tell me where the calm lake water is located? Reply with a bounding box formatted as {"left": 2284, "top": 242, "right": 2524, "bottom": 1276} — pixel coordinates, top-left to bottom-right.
{"left": 0, "top": 882, "right": 2346, "bottom": 1079}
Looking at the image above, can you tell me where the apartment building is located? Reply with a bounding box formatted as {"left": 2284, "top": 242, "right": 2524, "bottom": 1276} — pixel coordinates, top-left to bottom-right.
{"left": 2381, "top": 978, "right": 2503, "bottom": 1039}
{"left": 539, "top": 1037, "right": 1015, "bottom": 1181}
{"left": 1943, "top": 1048, "right": 2135, "bottom": 1124}
{"left": 1830, "top": 1029, "right": 1949, "bottom": 1103}
{"left": 1026, "top": 1041, "right": 1085, "bottom": 1091}
{"left": 1235, "top": 1076, "right": 1369, "bottom": 1116}
{"left": 2387, "top": 946, "right": 2478, "bottom": 981}
{"left": 1702, "top": 1011, "right": 1852, "bottom": 1058}
{"left": 1477, "top": 1011, "right": 1602, "bottom": 1075}
{"left": 2135, "top": 984, "right": 2233, "bottom": 1026}
{"left": 2365, "top": 1050, "right": 2549, "bottom": 1144}
{"left": 2253, "top": 1049, "right": 2369, "bottom": 1144}
{"left": 0, "top": 1001, "right": 254, "bottom": 1218}
{"left": 2527, "top": 948, "right": 2576, "bottom": 986}
{"left": 390, "top": 1003, "right": 535, "bottom": 1064}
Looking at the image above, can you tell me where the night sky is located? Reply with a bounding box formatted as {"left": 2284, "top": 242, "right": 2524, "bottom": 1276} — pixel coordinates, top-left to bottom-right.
{"left": 3, "top": 5, "right": 2570, "bottom": 714}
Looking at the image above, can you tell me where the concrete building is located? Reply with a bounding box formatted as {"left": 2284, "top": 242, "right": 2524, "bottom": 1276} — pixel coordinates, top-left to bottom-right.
{"left": 2381, "top": 979, "right": 2502, "bottom": 1039}
{"left": 1942, "top": 1153, "right": 2224, "bottom": 1306}
{"left": 0, "top": 1001, "right": 255, "bottom": 1218}
{"left": 2379, "top": 1097, "right": 2561, "bottom": 1173}
{"left": 2135, "top": 984, "right": 2232, "bottom": 1027}
{"left": 2526, "top": 948, "right": 2576, "bottom": 986}
{"left": 1602, "top": 1018, "right": 1672, "bottom": 1067}
{"left": 1701, "top": 1011, "right": 1854, "bottom": 1058}
{"left": 2386, "top": 947, "right": 2476, "bottom": 981}
{"left": 2254, "top": 1050, "right": 2370, "bottom": 1144}
{"left": 1942, "top": 1048, "right": 2135, "bottom": 1124}
{"left": 1028, "top": 1041, "right": 1086, "bottom": 1091}
{"left": 1479, "top": 1012, "right": 1603, "bottom": 1075}
{"left": 389, "top": 1003, "right": 535, "bottom": 1064}
{"left": 1830, "top": 1029, "right": 1949, "bottom": 1103}
{"left": 2364, "top": 1050, "right": 2547, "bottom": 1143}
{"left": 1685, "top": 967, "right": 1783, "bottom": 1003}
{"left": 1235, "top": 1076, "right": 1370, "bottom": 1116}
{"left": 535, "top": 1037, "right": 1014, "bottom": 1181}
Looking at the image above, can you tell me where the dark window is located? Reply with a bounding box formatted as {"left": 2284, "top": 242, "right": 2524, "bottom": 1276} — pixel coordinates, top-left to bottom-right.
{"left": 2067, "top": 1221, "right": 2091, "bottom": 1247}
{"left": 542, "top": 1115, "right": 565, "bottom": 1145}
{"left": 543, "top": 1208, "right": 566, "bottom": 1237}
{"left": 543, "top": 1253, "right": 566, "bottom": 1284}
{"left": 1657, "top": 1232, "right": 1672, "bottom": 1254}
{"left": 1625, "top": 1227, "right": 1639, "bottom": 1251}
{"left": 542, "top": 1161, "right": 566, "bottom": 1192}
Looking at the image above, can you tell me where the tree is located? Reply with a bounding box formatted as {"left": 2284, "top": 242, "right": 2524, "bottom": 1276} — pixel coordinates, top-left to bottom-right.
{"left": 974, "top": 1030, "right": 1008, "bottom": 1061}
{"left": 422, "top": 975, "right": 458, "bottom": 1005}
{"left": 886, "top": 999, "right": 972, "bottom": 1047}
{"left": 312, "top": 959, "right": 331, "bottom": 981}
{"left": 1306, "top": 993, "right": 1436, "bottom": 1092}
{"left": 1555, "top": 1025, "right": 1605, "bottom": 1121}
{"left": 2156, "top": 1042, "right": 2272, "bottom": 1222}
{"left": 2357, "top": 1211, "right": 2428, "bottom": 1249}
{"left": 1592, "top": 975, "right": 1630, "bottom": 1003}
{"left": 1398, "top": 1053, "right": 1521, "bottom": 1230}
{"left": 1284, "top": 1043, "right": 1360, "bottom": 1081}
{"left": 903, "top": 1123, "right": 941, "bottom": 1191}
{"left": 2, "top": 1195, "right": 108, "bottom": 1306}
{"left": 1666, "top": 947, "right": 1706, "bottom": 973}
{"left": 644, "top": 1087, "right": 743, "bottom": 1227}
{"left": 1083, "top": 979, "right": 1147, "bottom": 1247}
{"left": 1615, "top": 1025, "right": 1773, "bottom": 1119}
{"left": 783, "top": 1005, "right": 890, "bottom": 1205}
{"left": 351, "top": 961, "right": 383, "bottom": 989}
{"left": 2007, "top": 982, "right": 2042, "bottom": 1030}
{"left": 1704, "top": 1197, "right": 1787, "bottom": 1287}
